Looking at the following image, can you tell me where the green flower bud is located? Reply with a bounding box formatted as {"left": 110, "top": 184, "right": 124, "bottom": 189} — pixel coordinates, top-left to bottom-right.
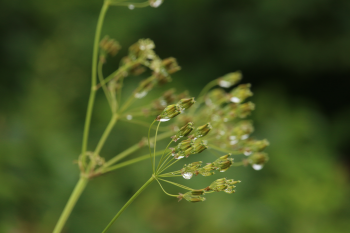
{"left": 182, "top": 191, "right": 206, "bottom": 202}
{"left": 100, "top": 36, "right": 121, "bottom": 57}
{"left": 172, "top": 122, "right": 194, "bottom": 142}
{"left": 208, "top": 178, "right": 240, "bottom": 193}
{"left": 191, "top": 141, "right": 208, "bottom": 154}
{"left": 156, "top": 104, "right": 181, "bottom": 122}
{"left": 162, "top": 57, "right": 181, "bottom": 74}
{"left": 218, "top": 71, "right": 242, "bottom": 88}
{"left": 212, "top": 154, "right": 233, "bottom": 172}
{"left": 191, "top": 190, "right": 205, "bottom": 196}
{"left": 198, "top": 163, "right": 216, "bottom": 176}
{"left": 229, "top": 84, "right": 253, "bottom": 103}
{"left": 177, "top": 98, "right": 195, "bottom": 112}
{"left": 236, "top": 102, "right": 255, "bottom": 118}
{"left": 191, "top": 123, "right": 212, "bottom": 139}
{"left": 248, "top": 152, "right": 269, "bottom": 170}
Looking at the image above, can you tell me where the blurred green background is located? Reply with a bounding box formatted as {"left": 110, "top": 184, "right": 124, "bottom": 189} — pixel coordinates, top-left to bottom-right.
{"left": 1, "top": 0, "right": 350, "bottom": 232}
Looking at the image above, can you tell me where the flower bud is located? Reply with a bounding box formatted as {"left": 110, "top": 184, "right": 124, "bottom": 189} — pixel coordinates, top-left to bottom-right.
{"left": 191, "top": 123, "right": 212, "bottom": 139}
{"left": 212, "top": 154, "right": 233, "bottom": 172}
{"left": 177, "top": 98, "right": 195, "bottom": 112}
{"left": 206, "top": 89, "right": 227, "bottom": 106}
{"left": 229, "top": 84, "right": 253, "bottom": 103}
{"left": 182, "top": 191, "right": 206, "bottom": 202}
{"left": 191, "top": 141, "right": 208, "bottom": 154}
{"left": 218, "top": 71, "right": 242, "bottom": 88}
{"left": 100, "top": 36, "right": 121, "bottom": 56}
{"left": 236, "top": 102, "right": 255, "bottom": 118}
{"left": 172, "top": 122, "right": 194, "bottom": 142}
{"left": 156, "top": 104, "right": 181, "bottom": 122}
{"left": 162, "top": 57, "right": 181, "bottom": 74}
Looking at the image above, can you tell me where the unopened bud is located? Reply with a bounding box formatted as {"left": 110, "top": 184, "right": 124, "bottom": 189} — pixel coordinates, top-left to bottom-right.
{"left": 191, "top": 141, "right": 208, "bottom": 154}
{"left": 191, "top": 123, "right": 212, "bottom": 139}
{"left": 218, "top": 71, "right": 242, "bottom": 88}
{"left": 177, "top": 98, "right": 195, "bottom": 112}
{"left": 162, "top": 57, "right": 181, "bottom": 74}
{"left": 172, "top": 122, "right": 194, "bottom": 142}
{"left": 229, "top": 84, "right": 253, "bottom": 103}
{"left": 236, "top": 102, "right": 255, "bottom": 118}
{"left": 156, "top": 104, "right": 181, "bottom": 122}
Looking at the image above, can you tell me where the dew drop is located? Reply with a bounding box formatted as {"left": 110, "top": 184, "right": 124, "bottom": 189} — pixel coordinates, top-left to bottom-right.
{"left": 159, "top": 117, "right": 170, "bottom": 122}
{"left": 126, "top": 115, "right": 132, "bottom": 120}
{"left": 252, "top": 164, "right": 263, "bottom": 170}
{"left": 230, "top": 139, "right": 238, "bottom": 145}
{"left": 229, "top": 136, "right": 236, "bottom": 140}
{"left": 175, "top": 155, "right": 184, "bottom": 160}
{"left": 244, "top": 150, "right": 252, "bottom": 156}
{"left": 135, "top": 91, "right": 147, "bottom": 99}
{"left": 230, "top": 97, "right": 241, "bottom": 103}
{"left": 219, "top": 80, "right": 231, "bottom": 88}
{"left": 128, "top": 4, "right": 135, "bottom": 10}
{"left": 150, "top": 0, "right": 163, "bottom": 8}
{"left": 241, "top": 134, "right": 249, "bottom": 140}
{"left": 182, "top": 172, "right": 193, "bottom": 180}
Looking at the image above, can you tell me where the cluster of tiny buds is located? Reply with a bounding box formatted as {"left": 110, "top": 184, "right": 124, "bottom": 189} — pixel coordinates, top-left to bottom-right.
{"left": 180, "top": 154, "right": 234, "bottom": 179}
{"left": 99, "top": 36, "right": 121, "bottom": 62}
{"left": 177, "top": 178, "right": 241, "bottom": 203}
{"left": 156, "top": 97, "right": 195, "bottom": 122}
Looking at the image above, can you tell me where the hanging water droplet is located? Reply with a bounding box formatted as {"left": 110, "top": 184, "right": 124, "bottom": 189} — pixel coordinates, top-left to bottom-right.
{"left": 244, "top": 150, "right": 252, "bottom": 156}
{"left": 182, "top": 172, "right": 193, "bottom": 179}
{"left": 219, "top": 80, "right": 231, "bottom": 88}
{"left": 134, "top": 91, "right": 147, "bottom": 99}
{"left": 252, "top": 164, "right": 263, "bottom": 170}
{"left": 241, "top": 134, "right": 249, "bottom": 140}
{"left": 230, "top": 97, "right": 241, "bottom": 103}
{"left": 126, "top": 115, "right": 133, "bottom": 120}
{"left": 150, "top": 0, "right": 163, "bottom": 8}
{"left": 128, "top": 4, "right": 135, "bottom": 10}
{"left": 159, "top": 117, "right": 170, "bottom": 122}
{"left": 175, "top": 155, "right": 184, "bottom": 160}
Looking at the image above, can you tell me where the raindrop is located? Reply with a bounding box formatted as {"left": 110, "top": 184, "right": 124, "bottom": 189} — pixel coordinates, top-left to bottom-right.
{"left": 241, "top": 134, "right": 249, "bottom": 140}
{"left": 244, "top": 150, "right": 252, "bottom": 156}
{"left": 252, "top": 164, "right": 263, "bottom": 170}
{"left": 175, "top": 155, "right": 184, "bottom": 160}
{"left": 182, "top": 172, "right": 193, "bottom": 180}
{"left": 126, "top": 115, "right": 133, "bottom": 120}
{"left": 218, "top": 80, "right": 231, "bottom": 88}
{"left": 135, "top": 91, "right": 147, "bottom": 99}
{"left": 128, "top": 4, "right": 135, "bottom": 10}
{"left": 159, "top": 117, "right": 170, "bottom": 122}
{"left": 230, "top": 97, "right": 240, "bottom": 103}
{"left": 230, "top": 140, "right": 238, "bottom": 145}
{"left": 150, "top": 0, "right": 163, "bottom": 8}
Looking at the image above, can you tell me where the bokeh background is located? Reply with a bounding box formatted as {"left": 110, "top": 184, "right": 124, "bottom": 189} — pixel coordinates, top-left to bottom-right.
{"left": 1, "top": 0, "right": 350, "bottom": 232}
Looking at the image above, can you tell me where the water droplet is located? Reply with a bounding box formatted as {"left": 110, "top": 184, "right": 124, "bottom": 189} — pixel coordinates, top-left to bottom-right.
{"left": 159, "top": 117, "right": 170, "bottom": 122}
{"left": 244, "top": 151, "right": 252, "bottom": 156}
{"left": 126, "top": 115, "right": 132, "bottom": 120}
{"left": 252, "top": 164, "right": 263, "bottom": 170}
{"left": 182, "top": 172, "right": 193, "bottom": 179}
{"left": 135, "top": 91, "right": 147, "bottom": 99}
{"left": 229, "top": 136, "right": 236, "bottom": 140}
{"left": 220, "top": 131, "right": 225, "bottom": 135}
{"left": 230, "top": 139, "right": 238, "bottom": 145}
{"left": 128, "top": 4, "right": 135, "bottom": 10}
{"left": 150, "top": 0, "right": 163, "bottom": 8}
{"left": 175, "top": 155, "right": 184, "bottom": 160}
{"left": 230, "top": 97, "right": 240, "bottom": 103}
{"left": 219, "top": 80, "right": 231, "bottom": 88}
{"left": 241, "top": 134, "right": 249, "bottom": 140}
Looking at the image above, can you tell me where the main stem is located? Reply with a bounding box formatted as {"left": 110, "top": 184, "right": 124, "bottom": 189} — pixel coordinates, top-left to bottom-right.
{"left": 102, "top": 176, "right": 155, "bottom": 233}
{"left": 52, "top": 177, "right": 88, "bottom": 233}
{"left": 53, "top": 3, "right": 109, "bottom": 233}
{"left": 81, "top": 2, "right": 110, "bottom": 167}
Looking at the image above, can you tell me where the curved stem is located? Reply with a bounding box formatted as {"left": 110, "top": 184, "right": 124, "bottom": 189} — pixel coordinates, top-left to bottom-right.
{"left": 154, "top": 177, "right": 178, "bottom": 197}
{"left": 158, "top": 178, "right": 193, "bottom": 191}
{"left": 52, "top": 177, "right": 88, "bottom": 233}
{"left": 153, "top": 121, "right": 161, "bottom": 173}
{"left": 148, "top": 120, "right": 156, "bottom": 172}
{"left": 81, "top": 2, "right": 110, "bottom": 167}
{"left": 101, "top": 176, "right": 154, "bottom": 233}
{"left": 156, "top": 140, "right": 173, "bottom": 172}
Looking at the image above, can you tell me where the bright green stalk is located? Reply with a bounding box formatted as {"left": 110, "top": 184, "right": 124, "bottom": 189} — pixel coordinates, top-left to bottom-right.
{"left": 81, "top": 1, "right": 110, "bottom": 168}
{"left": 153, "top": 121, "right": 161, "bottom": 173}
{"left": 101, "top": 176, "right": 155, "bottom": 233}
{"left": 52, "top": 177, "right": 88, "bottom": 233}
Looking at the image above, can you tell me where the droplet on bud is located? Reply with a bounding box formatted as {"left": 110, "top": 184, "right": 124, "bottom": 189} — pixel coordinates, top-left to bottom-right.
{"left": 252, "top": 164, "right": 263, "bottom": 170}
{"left": 135, "top": 91, "right": 147, "bottom": 99}
{"left": 182, "top": 172, "right": 193, "bottom": 179}
{"left": 149, "top": 0, "right": 163, "bottom": 8}
{"left": 128, "top": 4, "right": 135, "bottom": 10}
{"left": 126, "top": 115, "right": 133, "bottom": 120}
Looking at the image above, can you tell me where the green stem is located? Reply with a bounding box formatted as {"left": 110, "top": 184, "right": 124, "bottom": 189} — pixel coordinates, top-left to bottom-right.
{"left": 156, "top": 140, "right": 173, "bottom": 172}
{"left": 102, "top": 150, "right": 167, "bottom": 174}
{"left": 52, "top": 177, "right": 88, "bottom": 233}
{"left": 153, "top": 121, "right": 161, "bottom": 173}
{"left": 97, "top": 59, "right": 114, "bottom": 112}
{"left": 94, "top": 114, "right": 119, "bottom": 156}
{"left": 81, "top": 1, "right": 110, "bottom": 167}
{"left": 101, "top": 176, "right": 155, "bottom": 233}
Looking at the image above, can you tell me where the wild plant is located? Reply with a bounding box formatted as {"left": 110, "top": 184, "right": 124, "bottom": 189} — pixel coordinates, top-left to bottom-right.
{"left": 52, "top": 1, "right": 269, "bottom": 232}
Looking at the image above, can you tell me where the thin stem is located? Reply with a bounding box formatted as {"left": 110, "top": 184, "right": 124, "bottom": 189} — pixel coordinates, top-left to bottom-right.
{"left": 153, "top": 121, "right": 161, "bottom": 173}
{"left": 52, "top": 177, "right": 88, "bottom": 233}
{"left": 100, "top": 130, "right": 173, "bottom": 170}
{"left": 232, "top": 161, "right": 245, "bottom": 166}
{"left": 156, "top": 140, "right": 173, "bottom": 172}
{"left": 101, "top": 176, "right": 154, "bottom": 233}
{"left": 208, "top": 144, "right": 242, "bottom": 155}
{"left": 94, "top": 114, "right": 119, "bottom": 156}
{"left": 97, "top": 59, "right": 114, "bottom": 112}
{"left": 102, "top": 150, "right": 167, "bottom": 174}
{"left": 158, "top": 178, "right": 193, "bottom": 191}
{"left": 81, "top": 2, "right": 110, "bottom": 167}
{"left": 148, "top": 120, "right": 156, "bottom": 172}
{"left": 157, "top": 151, "right": 172, "bottom": 172}
{"left": 158, "top": 159, "right": 179, "bottom": 174}
{"left": 120, "top": 118, "right": 168, "bottom": 131}
{"left": 154, "top": 178, "right": 178, "bottom": 197}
